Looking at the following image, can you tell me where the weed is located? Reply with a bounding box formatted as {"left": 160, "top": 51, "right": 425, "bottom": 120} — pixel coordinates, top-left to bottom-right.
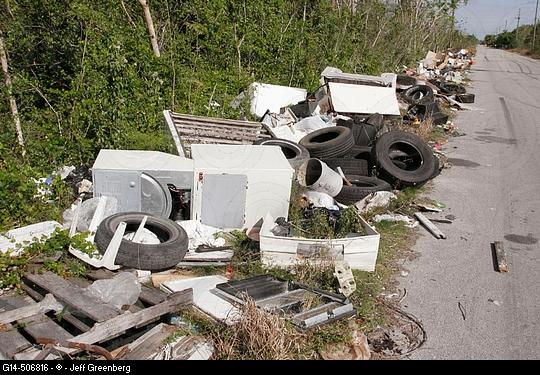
{"left": 0, "top": 228, "right": 87, "bottom": 289}
{"left": 208, "top": 298, "right": 305, "bottom": 360}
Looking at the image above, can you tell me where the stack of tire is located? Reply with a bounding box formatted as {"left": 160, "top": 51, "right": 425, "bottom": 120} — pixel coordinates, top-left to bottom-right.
{"left": 400, "top": 84, "right": 449, "bottom": 125}
{"left": 297, "top": 125, "right": 389, "bottom": 205}
{"left": 294, "top": 125, "right": 440, "bottom": 205}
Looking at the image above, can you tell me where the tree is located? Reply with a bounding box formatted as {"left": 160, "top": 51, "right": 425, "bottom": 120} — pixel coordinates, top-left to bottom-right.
{"left": 0, "top": 29, "right": 25, "bottom": 156}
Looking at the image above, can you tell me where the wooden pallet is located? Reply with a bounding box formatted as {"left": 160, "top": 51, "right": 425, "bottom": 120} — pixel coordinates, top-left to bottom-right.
{"left": 0, "top": 271, "right": 192, "bottom": 360}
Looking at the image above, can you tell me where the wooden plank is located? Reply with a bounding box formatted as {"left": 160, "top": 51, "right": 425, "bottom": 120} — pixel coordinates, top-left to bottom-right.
{"left": 0, "top": 297, "right": 32, "bottom": 358}
{"left": 13, "top": 347, "right": 59, "bottom": 360}
{"left": 414, "top": 212, "right": 447, "bottom": 239}
{"left": 21, "top": 283, "right": 92, "bottom": 332}
{"left": 180, "top": 136, "right": 254, "bottom": 145}
{"left": 117, "top": 323, "right": 176, "bottom": 360}
{"left": 0, "top": 294, "right": 62, "bottom": 325}
{"left": 54, "top": 289, "right": 193, "bottom": 356}
{"left": 24, "top": 272, "right": 121, "bottom": 322}
{"left": 170, "top": 113, "right": 262, "bottom": 127}
{"left": 0, "top": 295, "right": 73, "bottom": 342}
{"left": 494, "top": 241, "right": 509, "bottom": 273}
{"left": 19, "top": 314, "right": 73, "bottom": 342}
{"left": 0, "top": 330, "right": 32, "bottom": 358}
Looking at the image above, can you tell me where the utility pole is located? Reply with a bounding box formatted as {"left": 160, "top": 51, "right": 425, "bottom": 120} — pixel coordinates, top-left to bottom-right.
{"left": 533, "top": 0, "right": 539, "bottom": 51}
{"left": 516, "top": 8, "right": 521, "bottom": 29}
{"left": 505, "top": 20, "right": 508, "bottom": 31}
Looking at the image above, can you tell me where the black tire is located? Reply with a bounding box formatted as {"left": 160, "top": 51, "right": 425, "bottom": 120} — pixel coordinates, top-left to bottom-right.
{"left": 402, "top": 85, "right": 434, "bottom": 104}
{"left": 397, "top": 75, "right": 417, "bottom": 86}
{"left": 254, "top": 138, "right": 310, "bottom": 170}
{"left": 455, "top": 93, "right": 475, "bottom": 103}
{"left": 438, "top": 82, "right": 466, "bottom": 95}
{"left": 335, "top": 175, "right": 392, "bottom": 205}
{"left": 431, "top": 154, "right": 441, "bottom": 179}
{"left": 95, "top": 212, "right": 189, "bottom": 271}
{"left": 373, "top": 131, "right": 436, "bottom": 188}
{"left": 347, "top": 146, "right": 372, "bottom": 160}
{"left": 321, "top": 158, "right": 369, "bottom": 176}
{"left": 299, "top": 126, "right": 355, "bottom": 159}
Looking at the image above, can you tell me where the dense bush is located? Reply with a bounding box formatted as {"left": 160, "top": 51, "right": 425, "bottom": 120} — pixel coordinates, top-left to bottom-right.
{"left": 0, "top": 0, "right": 474, "bottom": 230}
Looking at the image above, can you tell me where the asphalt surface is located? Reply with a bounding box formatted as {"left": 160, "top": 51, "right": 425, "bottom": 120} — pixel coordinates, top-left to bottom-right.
{"left": 401, "top": 46, "right": 540, "bottom": 360}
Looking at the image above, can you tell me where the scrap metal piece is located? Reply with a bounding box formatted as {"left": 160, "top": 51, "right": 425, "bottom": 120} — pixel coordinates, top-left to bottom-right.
{"left": 334, "top": 261, "right": 356, "bottom": 297}
{"left": 36, "top": 337, "right": 113, "bottom": 360}
{"left": 215, "top": 275, "right": 357, "bottom": 329}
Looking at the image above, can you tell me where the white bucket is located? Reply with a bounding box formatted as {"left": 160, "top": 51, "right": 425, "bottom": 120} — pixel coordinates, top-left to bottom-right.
{"left": 297, "top": 158, "right": 343, "bottom": 197}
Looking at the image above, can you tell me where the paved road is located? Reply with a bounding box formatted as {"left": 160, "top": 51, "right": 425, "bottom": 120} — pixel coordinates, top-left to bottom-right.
{"left": 401, "top": 46, "right": 540, "bottom": 360}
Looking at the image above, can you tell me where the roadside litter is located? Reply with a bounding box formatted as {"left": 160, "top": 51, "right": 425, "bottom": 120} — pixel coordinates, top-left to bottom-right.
{"left": 0, "top": 46, "right": 476, "bottom": 360}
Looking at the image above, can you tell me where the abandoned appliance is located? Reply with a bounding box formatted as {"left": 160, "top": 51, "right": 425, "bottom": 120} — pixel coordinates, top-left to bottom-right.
{"left": 92, "top": 150, "right": 193, "bottom": 220}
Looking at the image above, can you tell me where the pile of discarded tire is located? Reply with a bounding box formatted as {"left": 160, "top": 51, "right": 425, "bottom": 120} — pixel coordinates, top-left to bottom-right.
{"left": 294, "top": 123, "right": 440, "bottom": 205}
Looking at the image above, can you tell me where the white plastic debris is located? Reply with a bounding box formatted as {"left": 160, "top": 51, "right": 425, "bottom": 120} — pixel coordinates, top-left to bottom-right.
{"left": 303, "top": 191, "right": 338, "bottom": 210}
{"left": 74, "top": 196, "right": 118, "bottom": 232}
{"left": 176, "top": 220, "right": 226, "bottom": 251}
{"left": 1, "top": 221, "right": 62, "bottom": 256}
{"left": 32, "top": 177, "right": 53, "bottom": 199}
{"left": 57, "top": 165, "right": 76, "bottom": 180}
{"left": 294, "top": 115, "right": 329, "bottom": 132}
{"left": 247, "top": 82, "right": 307, "bottom": 118}
{"left": 129, "top": 269, "right": 152, "bottom": 284}
{"left": 77, "top": 179, "right": 93, "bottom": 194}
{"left": 354, "top": 191, "right": 397, "bottom": 213}
{"left": 86, "top": 272, "right": 141, "bottom": 309}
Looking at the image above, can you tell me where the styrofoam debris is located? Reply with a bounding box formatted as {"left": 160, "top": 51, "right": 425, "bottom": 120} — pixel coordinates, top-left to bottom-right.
{"left": 177, "top": 220, "right": 226, "bottom": 251}
{"left": 355, "top": 191, "right": 397, "bottom": 213}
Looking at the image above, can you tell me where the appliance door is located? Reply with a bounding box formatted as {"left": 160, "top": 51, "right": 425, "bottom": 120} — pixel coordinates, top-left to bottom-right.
{"left": 200, "top": 174, "right": 247, "bottom": 229}
{"left": 140, "top": 172, "right": 173, "bottom": 218}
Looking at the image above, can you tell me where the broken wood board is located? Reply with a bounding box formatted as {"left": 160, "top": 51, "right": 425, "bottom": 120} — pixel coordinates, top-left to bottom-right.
{"left": 46, "top": 289, "right": 193, "bottom": 356}
{"left": 21, "top": 283, "right": 92, "bottom": 332}
{"left": 155, "top": 335, "right": 213, "bottom": 360}
{"left": 1, "top": 295, "right": 73, "bottom": 342}
{"left": 0, "top": 297, "right": 32, "bottom": 358}
{"left": 0, "top": 294, "right": 63, "bottom": 325}
{"left": 116, "top": 323, "right": 176, "bottom": 360}
{"left": 414, "top": 212, "right": 446, "bottom": 239}
{"left": 24, "top": 272, "right": 121, "bottom": 322}
{"left": 493, "top": 241, "right": 508, "bottom": 273}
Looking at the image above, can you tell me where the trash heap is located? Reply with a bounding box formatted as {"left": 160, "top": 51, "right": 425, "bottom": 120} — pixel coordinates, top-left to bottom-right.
{"left": 0, "top": 48, "right": 474, "bottom": 361}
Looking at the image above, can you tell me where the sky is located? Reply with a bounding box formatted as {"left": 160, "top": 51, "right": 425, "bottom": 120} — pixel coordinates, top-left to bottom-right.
{"left": 455, "top": 0, "right": 539, "bottom": 39}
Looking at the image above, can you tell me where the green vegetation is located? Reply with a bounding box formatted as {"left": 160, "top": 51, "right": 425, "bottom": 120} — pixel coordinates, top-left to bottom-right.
{"left": 485, "top": 23, "right": 540, "bottom": 58}
{"left": 0, "top": 228, "right": 87, "bottom": 289}
{"left": 1, "top": 0, "right": 472, "bottom": 231}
